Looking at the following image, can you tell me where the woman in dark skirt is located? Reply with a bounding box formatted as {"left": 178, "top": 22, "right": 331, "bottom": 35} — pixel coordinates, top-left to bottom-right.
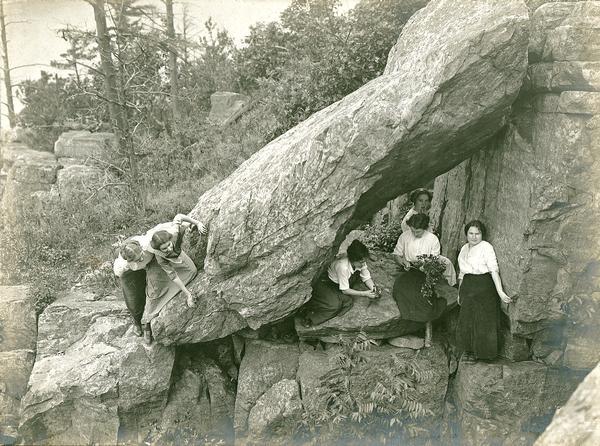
{"left": 114, "top": 237, "right": 155, "bottom": 336}
{"left": 392, "top": 213, "right": 449, "bottom": 347}
{"left": 301, "top": 240, "right": 378, "bottom": 327}
{"left": 456, "top": 220, "right": 512, "bottom": 360}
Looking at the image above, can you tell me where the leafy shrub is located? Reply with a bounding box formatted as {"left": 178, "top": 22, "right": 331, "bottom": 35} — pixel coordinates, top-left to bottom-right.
{"left": 302, "top": 333, "right": 434, "bottom": 443}
{"left": 359, "top": 220, "right": 404, "bottom": 252}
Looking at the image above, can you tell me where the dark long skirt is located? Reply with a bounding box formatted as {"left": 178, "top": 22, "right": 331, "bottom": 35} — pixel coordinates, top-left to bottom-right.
{"left": 304, "top": 276, "right": 354, "bottom": 326}
{"left": 393, "top": 268, "right": 446, "bottom": 322}
{"left": 456, "top": 273, "right": 501, "bottom": 360}
{"left": 120, "top": 268, "right": 147, "bottom": 329}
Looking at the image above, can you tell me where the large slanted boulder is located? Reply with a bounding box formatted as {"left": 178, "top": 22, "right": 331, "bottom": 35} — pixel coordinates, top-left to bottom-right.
{"left": 153, "top": 0, "right": 530, "bottom": 345}
{"left": 19, "top": 291, "right": 175, "bottom": 445}
{"left": 535, "top": 362, "right": 600, "bottom": 446}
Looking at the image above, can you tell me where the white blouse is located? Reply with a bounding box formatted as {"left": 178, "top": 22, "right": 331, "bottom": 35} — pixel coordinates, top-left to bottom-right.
{"left": 327, "top": 255, "right": 372, "bottom": 291}
{"left": 393, "top": 230, "right": 440, "bottom": 262}
{"left": 457, "top": 240, "right": 499, "bottom": 280}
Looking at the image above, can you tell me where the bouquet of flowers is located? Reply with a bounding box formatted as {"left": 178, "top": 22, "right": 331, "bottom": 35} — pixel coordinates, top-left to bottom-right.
{"left": 411, "top": 254, "right": 446, "bottom": 306}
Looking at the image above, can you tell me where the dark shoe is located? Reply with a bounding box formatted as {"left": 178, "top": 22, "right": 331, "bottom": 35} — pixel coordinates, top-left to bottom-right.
{"left": 299, "top": 316, "right": 313, "bottom": 328}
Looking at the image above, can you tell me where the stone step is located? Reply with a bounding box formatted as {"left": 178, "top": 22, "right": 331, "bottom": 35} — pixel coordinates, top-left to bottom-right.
{"left": 528, "top": 61, "right": 600, "bottom": 92}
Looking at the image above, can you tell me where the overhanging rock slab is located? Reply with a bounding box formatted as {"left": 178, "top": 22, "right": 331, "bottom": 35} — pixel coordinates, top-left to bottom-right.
{"left": 153, "top": 0, "right": 530, "bottom": 345}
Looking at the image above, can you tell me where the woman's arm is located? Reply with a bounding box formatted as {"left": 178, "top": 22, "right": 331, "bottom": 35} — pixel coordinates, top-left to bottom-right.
{"left": 394, "top": 254, "right": 411, "bottom": 269}
{"left": 174, "top": 214, "right": 207, "bottom": 234}
{"left": 341, "top": 287, "right": 376, "bottom": 298}
{"left": 490, "top": 270, "right": 512, "bottom": 304}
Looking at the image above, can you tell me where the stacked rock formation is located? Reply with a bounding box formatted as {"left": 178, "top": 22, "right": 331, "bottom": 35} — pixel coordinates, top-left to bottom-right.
{"left": 429, "top": 1, "right": 600, "bottom": 443}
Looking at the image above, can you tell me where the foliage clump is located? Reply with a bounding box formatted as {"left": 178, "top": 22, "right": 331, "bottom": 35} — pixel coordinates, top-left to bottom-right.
{"left": 302, "top": 333, "right": 434, "bottom": 443}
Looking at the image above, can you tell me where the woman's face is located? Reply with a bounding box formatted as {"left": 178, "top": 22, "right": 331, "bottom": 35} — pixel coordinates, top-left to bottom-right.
{"left": 466, "top": 226, "right": 483, "bottom": 246}
{"left": 351, "top": 259, "right": 367, "bottom": 270}
{"left": 410, "top": 227, "right": 426, "bottom": 239}
{"left": 159, "top": 240, "right": 174, "bottom": 255}
{"left": 414, "top": 193, "right": 431, "bottom": 213}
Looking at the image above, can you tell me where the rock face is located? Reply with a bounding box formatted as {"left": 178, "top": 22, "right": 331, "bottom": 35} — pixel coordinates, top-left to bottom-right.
{"left": 234, "top": 340, "right": 300, "bottom": 436}
{"left": 19, "top": 291, "right": 175, "bottom": 445}
{"left": 53, "top": 131, "right": 116, "bottom": 162}
{"left": 0, "top": 286, "right": 37, "bottom": 441}
{"left": 0, "top": 131, "right": 120, "bottom": 228}
{"left": 430, "top": 0, "right": 600, "bottom": 369}
{"left": 451, "top": 359, "right": 584, "bottom": 446}
{"left": 535, "top": 362, "right": 600, "bottom": 446}
{"left": 208, "top": 92, "right": 251, "bottom": 126}
{"left": 153, "top": 0, "right": 530, "bottom": 345}
{"left": 0, "top": 145, "right": 58, "bottom": 227}
{"left": 295, "top": 251, "right": 457, "bottom": 341}
{"left": 152, "top": 345, "right": 236, "bottom": 443}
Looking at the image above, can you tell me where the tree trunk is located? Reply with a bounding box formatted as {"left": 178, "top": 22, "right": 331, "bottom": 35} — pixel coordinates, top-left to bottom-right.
{"left": 165, "top": 0, "right": 180, "bottom": 123}
{"left": 91, "top": 0, "right": 144, "bottom": 208}
{"left": 0, "top": 0, "right": 16, "bottom": 128}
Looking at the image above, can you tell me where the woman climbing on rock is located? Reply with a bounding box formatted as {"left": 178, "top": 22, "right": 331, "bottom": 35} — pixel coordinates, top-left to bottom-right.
{"left": 301, "top": 240, "right": 378, "bottom": 327}
{"left": 114, "top": 214, "right": 206, "bottom": 344}
{"left": 456, "top": 220, "right": 512, "bottom": 360}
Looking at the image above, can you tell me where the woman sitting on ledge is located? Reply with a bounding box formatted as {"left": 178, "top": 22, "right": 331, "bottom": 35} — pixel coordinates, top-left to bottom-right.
{"left": 456, "top": 220, "right": 512, "bottom": 360}
{"left": 301, "top": 240, "right": 378, "bottom": 327}
{"left": 392, "top": 213, "right": 453, "bottom": 347}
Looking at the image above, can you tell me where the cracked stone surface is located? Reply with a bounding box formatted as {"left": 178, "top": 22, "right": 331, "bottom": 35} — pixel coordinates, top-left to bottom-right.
{"left": 19, "top": 291, "right": 175, "bottom": 445}
{"left": 153, "top": 0, "right": 530, "bottom": 345}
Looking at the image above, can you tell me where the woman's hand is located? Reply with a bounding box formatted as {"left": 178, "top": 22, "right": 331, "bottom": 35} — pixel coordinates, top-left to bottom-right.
{"left": 498, "top": 291, "right": 512, "bottom": 304}
{"left": 184, "top": 289, "right": 196, "bottom": 307}
{"left": 196, "top": 222, "right": 207, "bottom": 234}
{"left": 363, "top": 289, "right": 378, "bottom": 299}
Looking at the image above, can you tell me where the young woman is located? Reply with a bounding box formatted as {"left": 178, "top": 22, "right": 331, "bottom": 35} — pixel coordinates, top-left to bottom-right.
{"left": 393, "top": 213, "right": 451, "bottom": 347}
{"left": 114, "top": 214, "right": 206, "bottom": 344}
{"left": 301, "top": 240, "right": 378, "bottom": 327}
{"left": 401, "top": 188, "right": 434, "bottom": 233}
{"left": 140, "top": 214, "right": 206, "bottom": 344}
{"left": 114, "top": 237, "right": 154, "bottom": 336}
{"left": 456, "top": 220, "right": 512, "bottom": 360}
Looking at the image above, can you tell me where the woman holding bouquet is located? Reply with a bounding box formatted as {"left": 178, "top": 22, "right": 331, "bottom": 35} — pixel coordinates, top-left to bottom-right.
{"left": 392, "top": 213, "right": 451, "bottom": 347}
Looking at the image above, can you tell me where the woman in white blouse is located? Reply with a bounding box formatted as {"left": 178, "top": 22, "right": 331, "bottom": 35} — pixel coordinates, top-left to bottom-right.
{"left": 301, "top": 240, "right": 378, "bottom": 327}
{"left": 393, "top": 213, "right": 452, "bottom": 347}
{"left": 456, "top": 220, "right": 512, "bottom": 360}
{"left": 400, "top": 189, "right": 435, "bottom": 233}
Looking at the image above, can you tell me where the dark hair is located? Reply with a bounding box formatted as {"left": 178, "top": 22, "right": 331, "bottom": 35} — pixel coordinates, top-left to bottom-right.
{"left": 150, "top": 230, "right": 172, "bottom": 250}
{"left": 409, "top": 188, "right": 433, "bottom": 205}
{"left": 406, "top": 213, "right": 430, "bottom": 230}
{"left": 120, "top": 239, "right": 142, "bottom": 261}
{"left": 347, "top": 239, "right": 370, "bottom": 263}
{"left": 464, "top": 220, "right": 487, "bottom": 239}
